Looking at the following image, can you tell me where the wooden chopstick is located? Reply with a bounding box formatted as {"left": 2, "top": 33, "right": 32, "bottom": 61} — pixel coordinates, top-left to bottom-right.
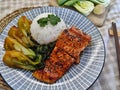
{"left": 112, "top": 22, "right": 120, "bottom": 76}
{"left": 109, "top": 29, "right": 120, "bottom": 37}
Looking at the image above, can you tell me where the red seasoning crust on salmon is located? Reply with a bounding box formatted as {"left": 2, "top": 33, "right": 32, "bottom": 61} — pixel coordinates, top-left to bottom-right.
{"left": 33, "top": 26, "right": 91, "bottom": 84}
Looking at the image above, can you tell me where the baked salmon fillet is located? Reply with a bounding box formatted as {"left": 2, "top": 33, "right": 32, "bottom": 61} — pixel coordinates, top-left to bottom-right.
{"left": 56, "top": 26, "right": 91, "bottom": 64}
{"left": 33, "top": 26, "right": 91, "bottom": 83}
{"left": 33, "top": 47, "right": 75, "bottom": 83}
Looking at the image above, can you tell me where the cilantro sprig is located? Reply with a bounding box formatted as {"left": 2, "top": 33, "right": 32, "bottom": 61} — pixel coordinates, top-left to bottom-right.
{"left": 37, "top": 14, "right": 61, "bottom": 27}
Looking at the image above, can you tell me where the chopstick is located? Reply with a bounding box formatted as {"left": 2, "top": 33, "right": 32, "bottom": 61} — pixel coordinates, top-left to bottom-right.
{"left": 112, "top": 22, "right": 120, "bottom": 76}
{"left": 109, "top": 29, "right": 120, "bottom": 37}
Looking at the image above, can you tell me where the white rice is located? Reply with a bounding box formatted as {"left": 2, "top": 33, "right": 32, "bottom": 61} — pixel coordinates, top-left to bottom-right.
{"left": 30, "top": 13, "right": 66, "bottom": 45}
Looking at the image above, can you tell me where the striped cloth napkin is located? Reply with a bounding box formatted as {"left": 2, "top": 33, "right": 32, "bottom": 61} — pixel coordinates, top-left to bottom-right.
{"left": 0, "top": 0, "right": 120, "bottom": 90}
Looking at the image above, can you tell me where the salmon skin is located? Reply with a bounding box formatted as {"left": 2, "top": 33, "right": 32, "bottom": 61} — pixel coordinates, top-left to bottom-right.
{"left": 33, "top": 26, "right": 91, "bottom": 84}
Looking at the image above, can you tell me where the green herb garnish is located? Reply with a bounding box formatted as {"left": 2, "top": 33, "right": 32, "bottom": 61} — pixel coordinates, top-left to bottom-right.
{"left": 48, "top": 14, "right": 61, "bottom": 25}
{"left": 37, "top": 17, "right": 48, "bottom": 27}
{"left": 37, "top": 14, "right": 61, "bottom": 27}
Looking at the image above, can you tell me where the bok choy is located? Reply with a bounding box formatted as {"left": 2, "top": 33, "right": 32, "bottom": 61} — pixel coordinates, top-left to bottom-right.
{"left": 73, "top": 1, "right": 94, "bottom": 16}
{"left": 90, "top": 0, "right": 111, "bottom": 7}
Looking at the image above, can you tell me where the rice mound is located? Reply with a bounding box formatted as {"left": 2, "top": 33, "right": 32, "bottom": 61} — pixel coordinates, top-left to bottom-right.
{"left": 30, "top": 13, "right": 66, "bottom": 45}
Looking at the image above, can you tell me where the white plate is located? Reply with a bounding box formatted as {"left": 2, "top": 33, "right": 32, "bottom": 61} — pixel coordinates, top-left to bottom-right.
{"left": 0, "top": 6, "right": 105, "bottom": 90}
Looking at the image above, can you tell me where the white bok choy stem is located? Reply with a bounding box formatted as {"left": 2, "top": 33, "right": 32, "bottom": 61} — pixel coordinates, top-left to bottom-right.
{"left": 73, "top": 1, "right": 94, "bottom": 16}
